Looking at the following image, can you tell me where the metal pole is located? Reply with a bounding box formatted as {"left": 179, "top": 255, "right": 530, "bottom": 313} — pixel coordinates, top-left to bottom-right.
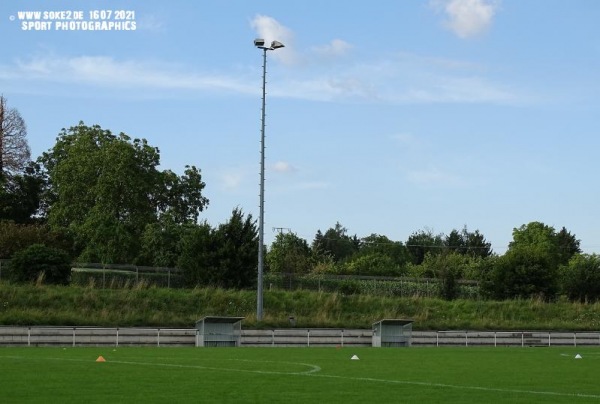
{"left": 257, "top": 48, "right": 267, "bottom": 321}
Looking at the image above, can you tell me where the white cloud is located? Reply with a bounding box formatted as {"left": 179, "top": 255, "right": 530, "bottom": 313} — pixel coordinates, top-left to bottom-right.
{"left": 272, "top": 161, "right": 296, "bottom": 173}
{"left": 431, "top": 0, "right": 500, "bottom": 38}
{"left": 250, "top": 15, "right": 297, "bottom": 65}
{"left": 250, "top": 15, "right": 353, "bottom": 67}
{"left": 1, "top": 44, "right": 526, "bottom": 106}
{"left": 312, "top": 39, "right": 353, "bottom": 57}
{"left": 220, "top": 171, "right": 245, "bottom": 191}
{"left": 10, "top": 55, "right": 256, "bottom": 95}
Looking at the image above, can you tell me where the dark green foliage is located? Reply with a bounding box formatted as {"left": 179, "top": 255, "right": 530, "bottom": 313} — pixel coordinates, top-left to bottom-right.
{"left": 483, "top": 222, "right": 581, "bottom": 300}
{"left": 178, "top": 209, "right": 257, "bottom": 289}
{"left": 8, "top": 244, "right": 71, "bottom": 285}
{"left": 0, "top": 163, "right": 46, "bottom": 224}
{"left": 440, "top": 266, "right": 458, "bottom": 300}
{"left": 212, "top": 208, "right": 257, "bottom": 289}
{"left": 445, "top": 226, "right": 492, "bottom": 258}
{"left": 0, "top": 222, "right": 73, "bottom": 259}
{"left": 136, "top": 217, "right": 187, "bottom": 267}
{"left": 483, "top": 247, "right": 558, "bottom": 300}
{"left": 343, "top": 252, "right": 406, "bottom": 276}
{"left": 560, "top": 254, "right": 600, "bottom": 302}
{"left": 312, "top": 222, "right": 359, "bottom": 263}
{"left": 39, "top": 123, "right": 208, "bottom": 264}
{"left": 338, "top": 279, "right": 361, "bottom": 295}
{"left": 556, "top": 226, "right": 582, "bottom": 266}
{"left": 348, "top": 234, "right": 410, "bottom": 275}
{"left": 406, "top": 229, "right": 444, "bottom": 265}
{"left": 266, "top": 231, "right": 312, "bottom": 274}
{"left": 178, "top": 222, "right": 217, "bottom": 286}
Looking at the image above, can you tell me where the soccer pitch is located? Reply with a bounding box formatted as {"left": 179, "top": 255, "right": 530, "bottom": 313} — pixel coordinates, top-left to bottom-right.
{"left": 1, "top": 347, "right": 599, "bottom": 403}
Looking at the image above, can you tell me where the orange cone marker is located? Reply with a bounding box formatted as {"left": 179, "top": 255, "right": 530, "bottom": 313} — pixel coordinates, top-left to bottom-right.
{"left": 96, "top": 356, "right": 106, "bottom": 362}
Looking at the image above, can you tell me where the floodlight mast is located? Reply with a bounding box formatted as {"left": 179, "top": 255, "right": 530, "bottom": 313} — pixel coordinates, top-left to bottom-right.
{"left": 254, "top": 38, "right": 284, "bottom": 322}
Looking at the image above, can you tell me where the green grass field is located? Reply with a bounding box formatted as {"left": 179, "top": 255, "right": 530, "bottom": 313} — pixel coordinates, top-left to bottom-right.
{"left": 1, "top": 347, "right": 599, "bottom": 403}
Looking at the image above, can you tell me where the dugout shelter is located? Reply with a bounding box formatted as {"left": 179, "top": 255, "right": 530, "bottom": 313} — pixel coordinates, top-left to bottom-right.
{"left": 372, "top": 319, "right": 413, "bottom": 347}
{"left": 195, "top": 316, "right": 244, "bottom": 347}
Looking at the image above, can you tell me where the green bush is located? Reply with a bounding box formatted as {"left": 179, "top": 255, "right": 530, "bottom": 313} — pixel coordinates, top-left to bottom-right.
{"left": 337, "top": 279, "right": 361, "bottom": 295}
{"left": 8, "top": 244, "right": 72, "bottom": 285}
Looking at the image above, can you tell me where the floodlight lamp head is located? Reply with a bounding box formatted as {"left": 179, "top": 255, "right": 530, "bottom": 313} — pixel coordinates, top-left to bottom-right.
{"left": 270, "top": 40, "right": 285, "bottom": 50}
{"left": 254, "top": 38, "right": 265, "bottom": 47}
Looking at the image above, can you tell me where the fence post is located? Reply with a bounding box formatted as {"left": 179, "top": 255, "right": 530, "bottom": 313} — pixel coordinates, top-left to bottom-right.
{"left": 157, "top": 328, "right": 160, "bottom": 347}
{"left": 28, "top": 326, "right": 31, "bottom": 347}
{"left": 341, "top": 329, "right": 344, "bottom": 347}
{"left": 548, "top": 332, "right": 551, "bottom": 347}
{"left": 116, "top": 328, "right": 119, "bottom": 347}
{"left": 574, "top": 332, "right": 577, "bottom": 347}
{"left": 521, "top": 332, "right": 524, "bottom": 347}
{"left": 465, "top": 332, "right": 468, "bottom": 347}
{"left": 73, "top": 327, "right": 76, "bottom": 347}
{"left": 307, "top": 329, "right": 310, "bottom": 347}
{"left": 494, "top": 332, "right": 497, "bottom": 347}
{"left": 436, "top": 332, "right": 439, "bottom": 347}
{"left": 272, "top": 330, "right": 275, "bottom": 347}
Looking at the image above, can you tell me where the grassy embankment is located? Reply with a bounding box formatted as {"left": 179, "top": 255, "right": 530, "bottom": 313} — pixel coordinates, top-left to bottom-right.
{"left": 1, "top": 281, "right": 599, "bottom": 330}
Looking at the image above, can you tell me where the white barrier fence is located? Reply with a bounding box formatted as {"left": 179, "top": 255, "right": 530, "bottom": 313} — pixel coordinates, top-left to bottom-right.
{"left": 1, "top": 326, "right": 600, "bottom": 348}
{"left": 411, "top": 330, "right": 600, "bottom": 347}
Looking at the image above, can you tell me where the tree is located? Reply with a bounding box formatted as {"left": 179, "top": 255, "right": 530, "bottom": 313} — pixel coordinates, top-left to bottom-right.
{"left": 8, "top": 243, "right": 71, "bottom": 285}
{"left": 406, "top": 229, "right": 444, "bottom": 265}
{"left": 178, "top": 209, "right": 257, "bottom": 289}
{"left": 509, "top": 222, "right": 580, "bottom": 268}
{"left": 444, "top": 226, "right": 492, "bottom": 258}
{"left": 266, "top": 232, "right": 312, "bottom": 275}
{"left": 481, "top": 221, "right": 577, "bottom": 300}
{"left": 39, "top": 123, "right": 208, "bottom": 263}
{"left": 556, "top": 227, "right": 582, "bottom": 266}
{"left": 137, "top": 216, "right": 188, "bottom": 267}
{"left": 344, "top": 252, "right": 402, "bottom": 276}
{"left": 560, "top": 254, "right": 600, "bottom": 302}
{"left": 158, "top": 166, "right": 209, "bottom": 224}
{"left": 178, "top": 222, "right": 218, "bottom": 286}
{"left": 484, "top": 247, "right": 558, "bottom": 300}
{"left": 341, "top": 234, "right": 410, "bottom": 276}
{"left": 213, "top": 208, "right": 258, "bottom": 289}
{"left": 0, "top": 221, "right": 73, "bottom": 259}
{"left": 0, "top": 162, "right": 46, "bottom": 223}
{"left": 0, "top": 96, "right": 31, "bottom": 180}
{"left": 312, "top": 222, "right": 359, "bottom": 263}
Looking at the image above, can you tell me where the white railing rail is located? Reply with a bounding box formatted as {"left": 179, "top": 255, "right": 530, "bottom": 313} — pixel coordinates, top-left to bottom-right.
{"left": 1, "top": 327, "right": 600, "bottom": 348}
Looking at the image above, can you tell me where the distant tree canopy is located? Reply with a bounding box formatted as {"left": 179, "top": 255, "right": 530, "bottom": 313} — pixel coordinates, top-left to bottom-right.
{"left": 406, "top": 229, "right": 444, "bottom": 265}
{"left": 312, "top": 222, "right": 359, "bottom": 263}
{"left": 1, "top": 119, "right": 594, "bottom": 302}
{"left": 267, "top": 231, "right": 312, "bottom": 275}
{"left": 178, "top": 208, "right": 257, "bottom": 289}
{"left": 482, "top": 222, "right": 581, "bottom": 300}
{"left": 38, "top": 123, "right": 208, "bottom": 263}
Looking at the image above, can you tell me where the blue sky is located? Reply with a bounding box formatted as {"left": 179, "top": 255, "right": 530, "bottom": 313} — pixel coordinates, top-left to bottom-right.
{"left": 1, "top": 0, "right": 599, "bottom": 253}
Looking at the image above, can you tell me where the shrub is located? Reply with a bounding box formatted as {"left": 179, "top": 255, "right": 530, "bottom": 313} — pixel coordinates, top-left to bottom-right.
{"left": 8, "top": 244, "right": 72, "bottom": 285}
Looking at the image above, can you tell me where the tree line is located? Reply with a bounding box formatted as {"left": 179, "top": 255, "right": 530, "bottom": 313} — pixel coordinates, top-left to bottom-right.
{"left": 1, "top": 97, "right": 599, "bottom": 302}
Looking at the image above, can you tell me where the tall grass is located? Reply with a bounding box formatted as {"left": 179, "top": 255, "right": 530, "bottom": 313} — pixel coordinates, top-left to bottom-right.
{"left": 1, "top": 281, "right": 600, "bottom": 330}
